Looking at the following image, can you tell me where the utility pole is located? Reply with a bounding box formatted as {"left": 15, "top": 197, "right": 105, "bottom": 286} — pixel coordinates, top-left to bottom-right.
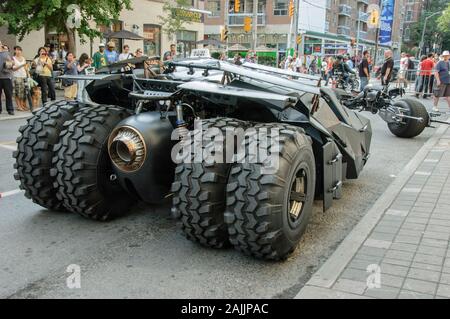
{"left": 252, "top": 0, "right": 258, "bottom": 50}
{"left": 373, "top": 0, "right": 383, "bottom": 68}
{"left": 293, "top": 0, "right": 300, "bottom": 53}
{"left": 224, "top": 0, "right": 230, "bottom": 57}
{"left": 419, "top": 11, "right": 442, "bottom": 57}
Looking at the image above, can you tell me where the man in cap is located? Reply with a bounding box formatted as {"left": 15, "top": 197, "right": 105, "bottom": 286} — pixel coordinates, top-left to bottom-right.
{"left": 433, "top": 50, "right": 450, "bottom": 112}
{"left": 93, "top": 43, "right": 107, "bottom": 70}
{"left": 104, "top": 41, "right": 118, "bottom": 65}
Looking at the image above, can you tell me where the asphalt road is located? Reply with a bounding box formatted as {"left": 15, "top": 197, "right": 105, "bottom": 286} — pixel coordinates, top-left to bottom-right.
{"left": 0, "top": 99, "right": 442, "bottom": 298}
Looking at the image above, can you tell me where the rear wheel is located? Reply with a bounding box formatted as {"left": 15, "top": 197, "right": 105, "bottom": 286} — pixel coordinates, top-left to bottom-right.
{"left": 171, "top": 118, "right": 249, "bottom": 248}
{"left": 225, "top": 123, "right": 316, "bottom": 260}
{"left": 388, "top": 98, "right": 429, "bottom": 138}
{"left": 13, "top": 101, "right": 78, "bottom": 210}
{"left": 52, "top": 105, "right": 135, "bottom": 221}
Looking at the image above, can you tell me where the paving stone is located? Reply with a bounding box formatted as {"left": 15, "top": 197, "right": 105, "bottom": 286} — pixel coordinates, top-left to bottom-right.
{"left": 353, "top": 253, "right": 383, "bottom": 264}
{"left": 366, "top": 233, "right": 395, "bottom": 243}
{"left": 389, "top": 242, "right": 417, "bottom": 253}
{"left": 407, "top": 268, "right": 441, "bottom": 283}
{"left": 416, "top": 245, "right": 446, "bottom": 257}
{"left": 364, "top": 286, "right": 400, "bottom": 299}
{"left": 379, "top": 274, "right": 405, "bottom": 288}
{"left": 341, "top": 267, "right": 370, "bottom": 282}
{"left": 403, "top": 278, "right": 437, "bottom": 295}
{"left": 439, "top": 273, "right": 450, "bottom": 285}
{"left": 428, "top": 219, "right": 450, "bottom": 227}
{"left": 382, "top": 258, "right": 411, "bottom": 267}
{"left": 444, "top": 258, "right": 450, "bottom": 268}
{"left": 423, "top": 231, "right": 450, "bottom": 241}
{"left": 333, "top": 279, "right": 367, "bottom": 295}
{"left": 401, "top": 223, "right": 426, "bottom": 231}
{"left": 420, "top": 238, "right": 448, "bottom": 248}
{"left": 398, "top": 290, "right": 434, "bottom": 299}
{"left": 385, "top": 209, "right": 409, "bottom": 217}
{"left": 397, "top": 229, "right": 424, "bottom": 237}
{"left": 384, "top": 250, "right": 415, "bottom": 262}
{"left": 436, "top": 284, "right": 450, "bottom": 298}
{"left": 380, "top": 263, "right": 410, "bottom": 277}
{"left": 414, "top": 253, "right": 444, "bottom": 266}
{"left": 394, "top": 235, "right": 421, "bottom": 245}
{"left": 405, "top": 217, "right": 429, "bottom": 225}
{"left": 425, "top": 225, "right": 450, "bottom": 233}
{"left": 358, "top": 246, "right": 387, "bottom": 257}
{"left": 410, "top": 262, "right": 442, "bottom": 272}
{"left": 348, "top": 258, "right": 375, "bottom": 271}
{"left": 373, "top": 225, "right": 400, "bottom": 234}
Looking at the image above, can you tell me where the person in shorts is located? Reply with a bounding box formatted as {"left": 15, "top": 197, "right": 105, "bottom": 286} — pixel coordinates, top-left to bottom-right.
{"left": 433, "top": 50, "right": 450, "bottom": 112}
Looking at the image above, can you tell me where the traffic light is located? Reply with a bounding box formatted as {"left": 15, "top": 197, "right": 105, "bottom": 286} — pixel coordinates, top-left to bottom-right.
{"left": 220, "top": 26, "right": 229, "bottom": 41}
{"left": 289, "top": 0, "right": 295, "bottom": 18}
{"left": 243, "top": 16, "right": 252, "bottom": 33}
{"left": 234, "top": 0, "right": 240, "bottom": 13}
{"left": 296, "top": 35, "right": 302, "bottom": 44}
{"left": 369, "top": 9, "right": 379, "bottom": 26}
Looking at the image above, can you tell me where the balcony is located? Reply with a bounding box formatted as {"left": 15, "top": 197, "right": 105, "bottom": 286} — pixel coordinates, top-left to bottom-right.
{"left": 228, "top": 13, "right": 266, "bottom": 26}
{"left": 338, "top": 5, "right": 352, "bottom": 17}
{"left": 358, "top": 11, "right": 369, "bottom": 22}
{"left": 357, "top": 0, "right": 369, "bottom": 4}
{"left": 337, "top": 26, "right": 351, "bottom": 36}
{"left": 357, "top": 31, "right": 368, "bottom": 39}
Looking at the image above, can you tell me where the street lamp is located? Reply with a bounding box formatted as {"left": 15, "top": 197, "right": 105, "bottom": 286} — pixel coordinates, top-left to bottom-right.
{"left": 419, "top": 11, "right": 443, "bottom": 56}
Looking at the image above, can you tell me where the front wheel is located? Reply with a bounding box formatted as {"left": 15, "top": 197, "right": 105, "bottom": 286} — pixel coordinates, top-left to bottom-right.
{"left": 387, "top": 98, "right": 429, "bottom": 138}
{"left": 225, "top": 123, "right": 316, "bottom": 260}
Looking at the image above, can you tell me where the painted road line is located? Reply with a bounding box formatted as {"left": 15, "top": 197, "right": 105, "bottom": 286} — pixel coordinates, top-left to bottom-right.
{"left": 0, "top": 142, "right": 17, "bottom": 151}
{"left": 0, "top": 189, "right": 23, "bottom": 199}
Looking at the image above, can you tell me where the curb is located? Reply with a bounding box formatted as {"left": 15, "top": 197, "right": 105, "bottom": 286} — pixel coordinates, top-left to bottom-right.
{"left": 0, "top": 113, "right": 32, "bottom": 121}
{"left": 295, "top": 122, "right": 450, "bottom": 299}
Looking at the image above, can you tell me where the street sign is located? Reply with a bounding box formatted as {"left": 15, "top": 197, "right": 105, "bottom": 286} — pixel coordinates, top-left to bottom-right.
{"left": 367, "top": 4, "right": 380, "bottom": 29}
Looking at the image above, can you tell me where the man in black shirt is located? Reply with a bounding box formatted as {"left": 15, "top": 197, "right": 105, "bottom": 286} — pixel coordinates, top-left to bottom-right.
{"left": 358, "top": 50, "right": 371, "bottom": 91}
{"left": 380, "top": 50, "right": 394, "bottom": 86}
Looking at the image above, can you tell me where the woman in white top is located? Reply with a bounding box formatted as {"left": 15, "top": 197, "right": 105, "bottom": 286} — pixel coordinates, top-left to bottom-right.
{"left": 12, "top": 46, "right": 28, "bottom": 111}
{"left": 118, "top": 45, "right": 134, "bottom": 61}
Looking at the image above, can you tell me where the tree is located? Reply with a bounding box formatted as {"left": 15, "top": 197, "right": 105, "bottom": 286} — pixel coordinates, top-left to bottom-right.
{"left": 0, "top": 0, "right": 131, "bottom": 54}
{"left": 408, "top": 0, "right": 449, "bottom": 54}
{"left": 158, "top": 0, "right": 193, "bottom": 42}
{"left": 437, "top": 3, "right": 450, "bottom": 34}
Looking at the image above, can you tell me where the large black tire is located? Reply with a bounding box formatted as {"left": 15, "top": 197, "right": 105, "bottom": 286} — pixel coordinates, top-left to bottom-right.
{"left": 388, "top": 98, "right": 429, "bottom": 138}
{"left": 225, "top": 123, "right": 316, "bottom": 260}
{"left": 171, "top": 118, "right": 249, "bottom": 248}
{"left": 52, "top": 105, "right": 134, "bottom": 221}
{"left": 13, "top": 101, "right": 78, "bottom": 210}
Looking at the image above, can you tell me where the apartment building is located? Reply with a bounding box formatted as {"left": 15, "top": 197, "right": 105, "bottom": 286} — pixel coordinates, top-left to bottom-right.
{"left": 204, "top": 0, "right": 292, "bottom": 51}
{"left": 0, "top": 0, "right": 205, "bottom": 59}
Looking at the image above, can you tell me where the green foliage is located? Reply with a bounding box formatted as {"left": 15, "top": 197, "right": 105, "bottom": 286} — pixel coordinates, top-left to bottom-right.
{"left": 211, "top": 51, "right": 221, "bottom": 59}
{"left": 408, "top": 0, "right": 449, "bottom": 52}
{"left": 0, "top": 0, "right": 131, "bottom": 41}
{"left": 158, "top": 0, "right": 193, "bottom": 41}
{"left": 437, "top": 3, "right": 450, "bottom": 34}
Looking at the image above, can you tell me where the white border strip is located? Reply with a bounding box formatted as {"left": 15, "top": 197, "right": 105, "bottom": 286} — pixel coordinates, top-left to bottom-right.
{"left": 0, "top": 189, "right": 23, "bottom": 198}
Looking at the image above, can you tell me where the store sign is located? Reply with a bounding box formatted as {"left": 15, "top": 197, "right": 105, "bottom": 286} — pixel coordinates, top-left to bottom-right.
{"left": 172, "top": 8, "right": 202, "bottom": 23}
{"left": 378, "top": 0, "right": 395, "bottom": 46}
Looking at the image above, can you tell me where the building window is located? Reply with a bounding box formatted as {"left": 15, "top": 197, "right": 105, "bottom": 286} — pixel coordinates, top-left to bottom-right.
{"left": 176, "top": 30, "right": 197, "bottom": 58}
{"left": 143, "top": 24, "right": 161, "bottom": 56}
{"left": 274, "top": 0, "right": 288, "bottom": 16}
{"left": 404, "top": 27, "right": 410, "bottom": 41}
{"left": 326, "top": 0, "right": 331, "bottom": 9}
{"left": 406, "top": 10, "right": 413, "bottom": 22}
{"left": 207, "top": 0, "right": 221, "bottom": 17}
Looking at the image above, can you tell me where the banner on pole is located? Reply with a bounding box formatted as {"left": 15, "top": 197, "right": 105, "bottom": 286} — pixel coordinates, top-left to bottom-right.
{"left": 378, "top": 0, "right": 395, "bottom": 46}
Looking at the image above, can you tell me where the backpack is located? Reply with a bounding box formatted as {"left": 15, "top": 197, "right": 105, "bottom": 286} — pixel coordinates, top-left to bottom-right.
{"left": 408, "top": 58, "right": 414, "bottom": 69}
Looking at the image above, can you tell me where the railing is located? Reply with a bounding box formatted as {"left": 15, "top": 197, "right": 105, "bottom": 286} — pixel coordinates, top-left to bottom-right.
{"left": 337, "top": 26, "right": 351, "bottom": 36}
{"left": 358, "top": 31, "right": 368, "bottom": 39}
{"left": 338, "top": 5, "right": 352, "bottom": 17}
{"left": 358, "top": 11, "right": 369, "bottom": 22}
{"left": 228, "top": 13, "right": 266, "bottom": 26}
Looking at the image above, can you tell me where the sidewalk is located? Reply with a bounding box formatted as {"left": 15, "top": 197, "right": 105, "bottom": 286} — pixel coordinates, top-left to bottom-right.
{"left": 296, "top": 113, "right": 450, "bottom": 299}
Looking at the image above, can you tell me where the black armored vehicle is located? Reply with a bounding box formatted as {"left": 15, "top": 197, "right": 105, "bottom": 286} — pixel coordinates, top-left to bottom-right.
{"left": 14, "top": 56, "right": 429, "bottom": 260}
